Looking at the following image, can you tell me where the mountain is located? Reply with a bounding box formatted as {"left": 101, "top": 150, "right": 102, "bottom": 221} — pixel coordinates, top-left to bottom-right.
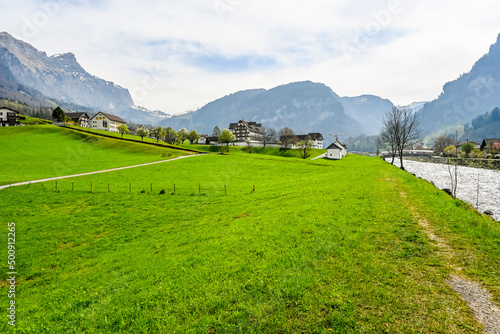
{"left": 0, "top": 32, "right": 168, "bottom": 124}
{"left": 418, "top": 33, "right": 500, "bottom": 135}
{"left": 461, "top": 107, "right": 500, "bottom": 142}
{"left": 160, "top": 81, "right": 369, "bottom": 141}
{"left": 400, "top": 101, "right": 427, "bottom": 113}
{"left": 339, "top": 95, "right": 394, "bottom": 135}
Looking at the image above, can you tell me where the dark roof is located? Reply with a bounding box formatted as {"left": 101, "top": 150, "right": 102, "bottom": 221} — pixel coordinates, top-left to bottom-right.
{"left": 326, "top": 142, "right": 345, "bottom": 150}
{"left": 296, "top": 133, "right": 324, "bottom": 141}
{"left": 0, "top": 106, "right": 19, "bottom": 113}
{"left": 482, "top": 138, "right": 500, "bottom": 145}
{"left": 229, "top": 120, "right": 262, "bottom": 131}
{"left": 93, "top": 112, "right": 126, "bottom": 123}
{"left": 65, "top": 112, "right": 89, "bottom": 119}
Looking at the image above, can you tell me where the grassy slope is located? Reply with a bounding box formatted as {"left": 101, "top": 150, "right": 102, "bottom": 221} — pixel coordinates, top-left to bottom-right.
{"left": 180, "top": 143, "right": 327, "bottom": 159}
{"left": 1, "top": 154, "right": 499, "bottom": 333}
{"left": 0, "top": 125, "right": 193, "bottom": 185}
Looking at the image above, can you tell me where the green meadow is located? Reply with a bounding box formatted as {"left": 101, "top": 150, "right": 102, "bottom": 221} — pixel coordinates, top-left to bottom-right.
{"left": 0, "top": 126, "right": 191, "bottom": 185}
{"left": 1, "top": 127, "right": 499, "bottom": 333}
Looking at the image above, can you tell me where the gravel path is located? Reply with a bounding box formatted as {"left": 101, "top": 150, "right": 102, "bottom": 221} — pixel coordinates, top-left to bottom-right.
{"left": 0, "top": 154, "right": 205, "bottom": 191}
{"left": 448, "top": 275, "right": 500, "bottom": 334}
{"left": 390, "top": 158, "right": 500, "bottom": 222}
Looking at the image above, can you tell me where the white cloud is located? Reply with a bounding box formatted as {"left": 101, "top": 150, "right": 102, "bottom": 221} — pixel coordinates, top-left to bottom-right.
{"left": 2, "top": 0, "right": 500, "bottom": 113}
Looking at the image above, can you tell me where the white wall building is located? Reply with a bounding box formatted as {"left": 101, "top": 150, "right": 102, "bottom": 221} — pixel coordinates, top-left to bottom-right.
{"left": 0, "top": 107, "right": 20, "bottom": 127}
{"left": 90, "top": 112, "right": 126, "bottom": 132}
{"left": 326, "top": 141, "right": 347, "bottom": 160}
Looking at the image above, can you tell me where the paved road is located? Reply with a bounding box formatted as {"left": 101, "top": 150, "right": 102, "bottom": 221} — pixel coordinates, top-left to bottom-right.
{"left": 0, "top": 154, "right": 205, "bottom": 191}
{"left": 311, "top": 153, "right": 327, "bottom": 160}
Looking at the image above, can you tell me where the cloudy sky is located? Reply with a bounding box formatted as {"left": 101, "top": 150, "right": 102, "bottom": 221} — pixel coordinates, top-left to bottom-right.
{"left": 2, "top": 0, "right": 500, "bottom": 114}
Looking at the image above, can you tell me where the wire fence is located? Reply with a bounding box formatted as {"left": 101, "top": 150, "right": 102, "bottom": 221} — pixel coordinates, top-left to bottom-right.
{"left": 21, "top": 181, "right": 258, "bottom": 196}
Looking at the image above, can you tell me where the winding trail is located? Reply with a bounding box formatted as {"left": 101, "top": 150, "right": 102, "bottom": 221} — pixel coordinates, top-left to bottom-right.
{"left": 0, "top": 154, "right": 206, "bottom": 191}
{"left": 398, "top": 188, "right": 500, "bottom": 333}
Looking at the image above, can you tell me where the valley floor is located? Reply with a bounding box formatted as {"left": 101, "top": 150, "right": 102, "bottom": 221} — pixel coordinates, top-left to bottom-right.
{"left": 1, "top": 152, "right": 499, "bottom": 333}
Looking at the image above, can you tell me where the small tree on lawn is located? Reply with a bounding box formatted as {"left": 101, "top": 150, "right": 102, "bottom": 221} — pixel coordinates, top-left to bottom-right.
{"left": 212, "top": 126, "right": 221, "bottom": 142}
{"left": 245, "top": 138, "right": 253, "bottom": 153}
{"left": 261, "top": 127, "right": 277, "bottom": 148}
{"left": 136, "top": 126, "right": 149, "bottom": 141}
{"left": 159, "top": 127, "right": 167, "bottom": 142}
{"left": 297, "top": 135, "right": 313, "bottom": 159}
{"left": 187, "top": 130, "right": 201, "bottom": 144}
{"left": 279, "top": 127, "right": 298, "bottom": 150}
{"left": 151, "top": 127, "right": 163, "bottom": 142}
{"left": 117, "top": 124, "right": 130, "bottom": 138}
{"left": 461, "top": 142, "right": 474, "bottom": 157}
{"left": 163, "top": 127, "right": 178, "bottom": 144}
{"left": 52, "top": 107, "right": 66, "bottom": 122}
{"left": 177, "top": 128, "right": 189, "bottom": 144}
{"left": 219, "top": 129, "right": 236, "bottom": 147}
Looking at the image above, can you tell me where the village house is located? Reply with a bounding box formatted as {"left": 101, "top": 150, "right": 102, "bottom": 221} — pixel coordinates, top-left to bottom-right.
{"left": 326, "top": 141, "right": 347, "bottom": 160}
{"left": 90, "top": 112, "right": 126, "bottom": 132}
{"left": 229, "top": 120, "right": 263, "bottom": 142}
{"left": 481, "top": 138, "right": 500, "bottom": 151}
{"left": 0, "top": 107, "right": 20, "bottom": 127}
{"left": 295, "top": 133, "right": 324, "bottom": 149}
{"left": 66, "top": 112, "right": 90, "bottom": 127}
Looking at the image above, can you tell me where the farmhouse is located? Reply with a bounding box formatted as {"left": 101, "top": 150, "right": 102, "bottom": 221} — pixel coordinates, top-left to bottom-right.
{"left": 326, "top": 141, "right": 347, "bottom": 160}
{"left": 295, "top": 133, "right": 324, "bottom": 149}
{"left": 66, "top": 112, "right": 90, "bottom": 127}
{"left": 90, "top": 112, "right": 126, "bottom": 132}
{"left": 229, "top": 120, "right": 263, "bottom": 142}
{"left": 0, "top": 107, "right": 20, "bottom": 127}
{"left": 481, "top": 138, "right": 500, "bottom": 151}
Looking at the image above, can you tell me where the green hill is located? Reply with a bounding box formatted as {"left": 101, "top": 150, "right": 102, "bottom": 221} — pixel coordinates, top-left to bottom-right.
{"left": 0, "top": 125, "right": 193, "bottom": 185}
{"left": 1, "top": 147, "right": 499, "bottom": 332}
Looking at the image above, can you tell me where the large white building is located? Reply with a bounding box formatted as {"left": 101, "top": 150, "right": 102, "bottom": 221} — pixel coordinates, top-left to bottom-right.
{"left": 229, "top": 120, "right": 263, "bottom": 142}
{"left": 90, "top": 112, "right": 126, "bottom": 132}
{"left": 0, "top": 107, "right": 20, "bottom": 127}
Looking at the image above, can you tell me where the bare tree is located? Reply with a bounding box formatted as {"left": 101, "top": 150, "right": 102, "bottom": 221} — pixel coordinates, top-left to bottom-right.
{"left": 377, "top": 129, "right": 397, "bottom": 165}
{"left": 379, "top": 107, "right": 421, "bottom": 170}
{"left": 261, "top": 127, "right": 277, "bottom": 148}
{"left": 279, "top": 127, "right": 298, "bottom": 150}
{"left": 433, "top": 135, "right": 457, "bottom": 156}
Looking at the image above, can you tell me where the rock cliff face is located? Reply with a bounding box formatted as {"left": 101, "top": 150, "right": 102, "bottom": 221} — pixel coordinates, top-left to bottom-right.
{"left": 418, "top": 33, "right": 500, "bottom": 135}
{"left": 0, "top": 32, "right": 134, "bottom": 112}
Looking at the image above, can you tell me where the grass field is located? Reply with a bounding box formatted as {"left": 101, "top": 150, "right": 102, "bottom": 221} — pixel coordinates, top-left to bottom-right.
{"left": 1, "top": 148, "right": 499, "bottom": 332}
{"left": 0, "top": 125, "right": 193, "bottom": 185}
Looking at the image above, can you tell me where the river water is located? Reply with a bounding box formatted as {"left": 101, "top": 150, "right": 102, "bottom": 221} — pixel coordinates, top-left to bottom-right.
{"left": 388, "top": 159, "right": 500, "bottom": 222}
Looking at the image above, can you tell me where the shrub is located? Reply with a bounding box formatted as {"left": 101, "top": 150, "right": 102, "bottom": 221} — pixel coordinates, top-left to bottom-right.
{"left": 443, "top": 145, "right": 457, "bottom": 157}
{"left": 485, "top": 154, "right": 493, "bottom": 159}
